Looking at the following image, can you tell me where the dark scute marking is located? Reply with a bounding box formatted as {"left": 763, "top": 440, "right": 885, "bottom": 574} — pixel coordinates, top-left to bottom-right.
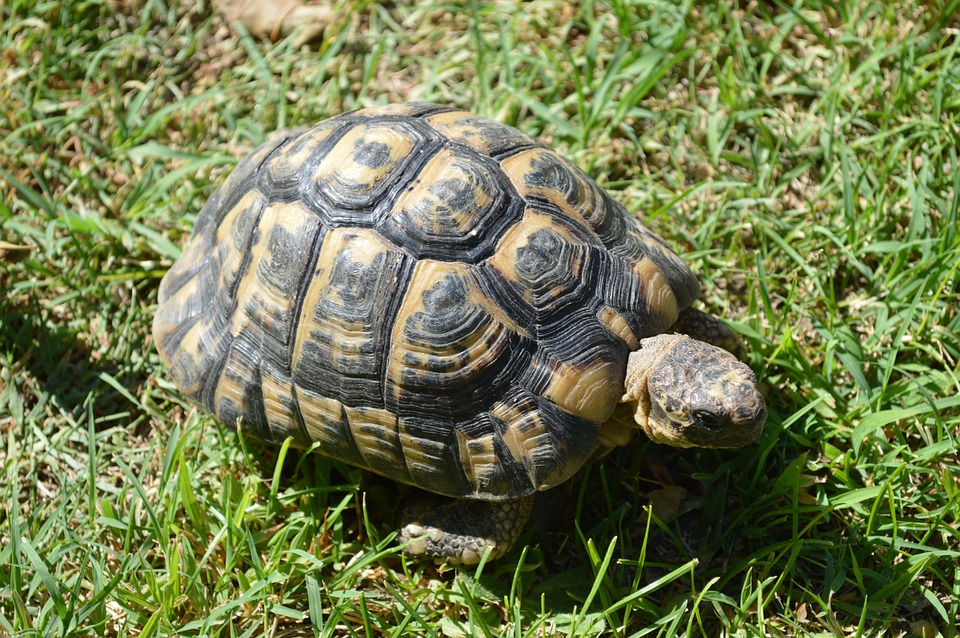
{"left": 327, "top": 247, "right": 384, "bottom": 312}
{"left": 430, "top": 177, "right": 476, "bottom": 213}
{"left": 296, "top": 389, "right": 364, "bottom": 462}
{"left": 376, "top": 144, "right": 523, "bottom": 262}
{"left": 609, "top": 218, "right": 698, "bottom": 311}
{"left": 190, "top": 188, "right": 222, "bottom": 238}
{"left": 591, "top": 190, "right": 627, "bottom": 246}
{"left": 491, "top": 386, "right": 599, "bottom": 491}
{"left": 259, "top": 122, "right": 350, "bottom": 200}
{"left": 261, "top": 359, "right": 312, "bottom": 444}
{"left": 489, "top": 426, "right": 536, "bottom": 497}
{"left": 462, "top": 117, "right": 502, "bottom": 138}
{"left": 525, "top": 153, "right": 583, "bottom": 208}
{"left": 467, "top": 118, "right": 528, "bottom": 147}
{"left": 263, "top": 225, "right": 296, "bottom": 289}
{"left": 400, "top": 303, "right": 485, "bottom": 368}
{"left": 407, "top": 275, "right": 479, "bottom": 350}
{"left": 540, "top": 307, "right": 629, "bottom": 369}
{"left": 167, "top": 306, "right": 233, "bottom": 405}
{"left": 330, "top": 355, "right": 382, "bottom": 388}
{"left": 216, "top": 335, "right": 270, "bottom": 439}
{"left": 407, "top": 353, "right": 457, "bottom": 373}
{"left": 421, "top": 273, "right": 468, "bottom": 319}
{"left": 228, "top": 199, "right": 258, "bottom": 251}
{"left": 353, "top": 139, "right": 392, "bottom": 168}
{"left": 195, "top": 326, "right": 232, "bottom": 412}
{"left": 509, "top": 232, "right": 600, "bottom": 322}
{"left": 516, "top": 228, "right": 563, "bottom": 282}
{"left": 457, "top": 413, "right": 535, "bottom": 499}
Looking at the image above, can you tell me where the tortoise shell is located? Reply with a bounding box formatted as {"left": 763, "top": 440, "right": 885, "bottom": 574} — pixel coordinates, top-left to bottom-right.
{"left": 153, "top": 102, "right": 700, "bottom": 501}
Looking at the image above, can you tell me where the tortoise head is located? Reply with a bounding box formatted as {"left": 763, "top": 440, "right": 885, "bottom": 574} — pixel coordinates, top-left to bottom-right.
{"left": 620, "top": 334, "right": 766, "bottom": 448}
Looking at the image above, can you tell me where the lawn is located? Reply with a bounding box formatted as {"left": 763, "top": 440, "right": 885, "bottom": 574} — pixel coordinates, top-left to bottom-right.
{"left": 2, "top": 0, "right": 959, "bottom": 635}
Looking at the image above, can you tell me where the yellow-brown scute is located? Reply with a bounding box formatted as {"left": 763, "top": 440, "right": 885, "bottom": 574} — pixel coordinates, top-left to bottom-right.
{"left": 596, "top": 306, "right": 641, "bottom": 349}
{"left": 490, "top": 388, "right": 597, "bottom": 493}
{"left": 612, "top": 217, "right": 700, "bottom": 315}
{"left": 310, "top": 120, "right": 429, "bottom": 212}
{"left": 486, "top": 210, "right": 594, "bottom": 318}
{"left": 386, "top": 261, "right": 522, "bottom": 421}
{"left": 231, "top": 201, "right": 319, "bottom": 343}
{"left": 262, "top": 122, "right": 343, "bottom": 192}
{"left": 630, "top": 257, "right": 680, "bottom": 328}
{"left": 379, "top": 145, "right": 522, "bottom": 260}
{"left": 542, "top": 358, "right": 622, "bottom": 424}
{"left": 293, "top": 227, "right": 407, "bottom": 407}
{"left": 501, "top": 148, "right": 612, "bottom": 241}
{"left": 392, "top": 148, "right": 495, "bottom": 240}
{"left": 427, "top": 110, "right": 541, "bottom": 156}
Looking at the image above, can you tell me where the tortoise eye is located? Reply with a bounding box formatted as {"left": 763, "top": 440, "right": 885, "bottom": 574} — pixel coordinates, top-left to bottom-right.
{"left": 693, "top": 410, "right": 725, "bottom": 430}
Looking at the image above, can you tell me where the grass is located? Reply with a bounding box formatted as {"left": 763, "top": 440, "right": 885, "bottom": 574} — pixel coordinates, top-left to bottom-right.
{"left": 2, "top": 0, "right": 959, "bottom": 635}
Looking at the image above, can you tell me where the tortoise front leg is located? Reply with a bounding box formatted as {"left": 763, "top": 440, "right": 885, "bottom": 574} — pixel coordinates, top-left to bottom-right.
{"left": 399, "top": 495, "right": 534, "bottom": 565}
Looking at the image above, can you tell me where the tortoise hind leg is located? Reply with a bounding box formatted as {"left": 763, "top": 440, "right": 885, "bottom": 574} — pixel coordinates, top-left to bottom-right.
{"left": 399, "top": 495, "right": 534, "bottom": 565}
{"left": 672, "top": 307, "right": 747, "bottom": 359}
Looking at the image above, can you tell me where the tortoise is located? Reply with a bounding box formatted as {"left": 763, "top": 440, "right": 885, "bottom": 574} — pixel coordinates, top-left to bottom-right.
{"left": 153, "top": 102, "right": 766, "bottom": 565}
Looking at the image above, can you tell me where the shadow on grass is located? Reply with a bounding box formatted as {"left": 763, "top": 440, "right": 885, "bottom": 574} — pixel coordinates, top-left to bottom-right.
{"left": 0, "top": 298, "right": 141, "bottom": 428}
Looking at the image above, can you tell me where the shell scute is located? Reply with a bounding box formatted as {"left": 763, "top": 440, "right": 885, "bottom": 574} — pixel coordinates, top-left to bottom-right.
{"left": 425, "top": 110, "right": 543, "bottom": 157}
{"left": 378, "top": 146, "right": 524, "bottom": 261}
{"left": 386, "top": 260, "right": 532, "bottom": 423}
{"left": 500, "top": 148, "right": 616, "bottom": 243}
{"left": 490, "top": 387, "right": 598, "bottom": 493}
{"left": 260, "top": 121, "right": 346, "bottom": 198}
{"left": 230, "top": 201, "right": 321, "bottom": 348}
{"left": 292, "top": 227, "right": 410, "bottom": 407}
{"left": 454, "top": 412, "right": 532, "bottom": 499}
{"left": 346, "top": 404, "right": 407, "bottom": 479}
{"left": 485, "top": 210, "right": 599, "bottom": 324}
{"left": 296, "top": 387, "right": 364, "bottom": 465}
{"left": 398, "top": 416, "right": 466, "bottom": 495}
{"left": 306, "top": 119, "right": 439, "bottom": 224}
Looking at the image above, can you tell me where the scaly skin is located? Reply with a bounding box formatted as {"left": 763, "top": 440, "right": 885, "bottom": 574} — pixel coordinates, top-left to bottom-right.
{"left": 399, "top": 495, "right": 535, "bottom": 565}
{"left": 621, "top": 333, "right": 766, "bottom": 448}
